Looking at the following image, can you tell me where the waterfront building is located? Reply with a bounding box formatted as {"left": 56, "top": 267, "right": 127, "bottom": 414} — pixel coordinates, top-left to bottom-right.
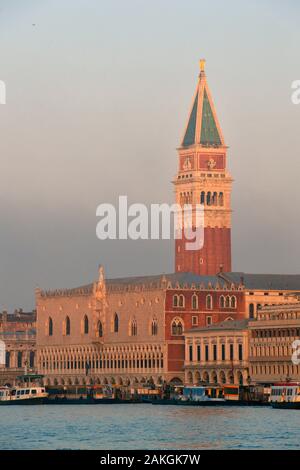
{"left": 184, "top": 319, "right": 249, "bottom": 385}
{"left": 0, "top": 310, "right": 36, "bottom": 386}
{"left": 174, "top": 59, "right": 232, "bottom": 275}
{"left": 218, "top": 272, "right": 300, "bottom": 320}
{"left": 249, "top": 303, "right": 300, "bottom": 384}
{"left": 36, "top": 268, "right": 245, "bottom": 386}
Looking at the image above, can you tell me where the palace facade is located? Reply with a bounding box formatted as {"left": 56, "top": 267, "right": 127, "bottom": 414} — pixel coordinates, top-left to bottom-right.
{"left": 36, "top": 269, "right": 245, "bottom": 386}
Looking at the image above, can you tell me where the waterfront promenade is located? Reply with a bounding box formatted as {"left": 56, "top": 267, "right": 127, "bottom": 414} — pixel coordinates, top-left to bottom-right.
{"left": 0, "top": 404, "right": 299, "bottom": 450}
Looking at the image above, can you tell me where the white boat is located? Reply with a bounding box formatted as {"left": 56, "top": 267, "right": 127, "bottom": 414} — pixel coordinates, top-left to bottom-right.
{"left": 270, "top": 383, "right": 300, "bottom": 409}
{"left": 0, "top": 385, "right": 48, "bottom": 405}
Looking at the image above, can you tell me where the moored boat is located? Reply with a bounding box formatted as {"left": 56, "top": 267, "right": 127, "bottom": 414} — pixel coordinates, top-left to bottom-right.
{"left": 270, "top": 383, "right": 300, "bottom": 409}
{"left": 151, "top": 384, "right": 270, "bottom": 406}
{"left": 0, "top": 385, "right": 48, "bottom": 405}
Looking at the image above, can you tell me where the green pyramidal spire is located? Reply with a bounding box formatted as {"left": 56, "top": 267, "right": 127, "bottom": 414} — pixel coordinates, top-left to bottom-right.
{"left": 181, "top": 61, "right": 224, "bottom": 148}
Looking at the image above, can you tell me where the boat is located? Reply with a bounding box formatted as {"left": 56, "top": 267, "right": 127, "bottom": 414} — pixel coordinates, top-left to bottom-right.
{"left": 45, "top": 385, "right": 143, "bottom": 404}
{"left": 0, "top": 385, "right": 48, "bottom": 405}
{"left": 152, "top": 385, "right": 226, "bottom": 406}
{"left": 151, "top": 384, "right": 270, "bottom": 406}
{"left": 270, "top": 383, "right": 300, "bottom": 409}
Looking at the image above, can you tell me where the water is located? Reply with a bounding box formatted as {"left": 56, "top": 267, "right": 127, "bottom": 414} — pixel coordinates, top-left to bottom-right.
{"left": 0, "top": 404, "right": 299, "bottom": 450}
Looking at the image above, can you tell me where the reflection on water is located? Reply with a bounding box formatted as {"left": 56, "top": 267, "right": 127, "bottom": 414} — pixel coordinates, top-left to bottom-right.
{"left": 0, "top": 404, "right": 299, "bottom": 450}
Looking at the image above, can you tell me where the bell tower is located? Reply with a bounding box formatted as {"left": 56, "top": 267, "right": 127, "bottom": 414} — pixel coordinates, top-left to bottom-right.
{"left": 174, "top": 60, "right": 232, "bottom": 275}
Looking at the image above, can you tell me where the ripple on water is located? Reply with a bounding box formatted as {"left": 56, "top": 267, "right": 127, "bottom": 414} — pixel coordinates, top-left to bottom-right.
{"left": 0, "top": 404, "right": 299, "bottom": 449}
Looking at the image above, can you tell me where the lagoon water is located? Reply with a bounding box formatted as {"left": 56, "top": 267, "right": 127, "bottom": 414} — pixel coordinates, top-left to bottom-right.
{"left": 0, "top": 404, "right": 299, "bottom": 450}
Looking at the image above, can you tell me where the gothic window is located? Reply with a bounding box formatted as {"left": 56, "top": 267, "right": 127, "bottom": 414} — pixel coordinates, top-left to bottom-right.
{"left": 114, "top": 313, "right": 119, "bottom": 333}
{"left": 225, "top": 295, "right": 231, "bottom": 308}
{"left": 178, "top": 294, "right": 185, "bottom": 308}
{"left": 48, "top": 317, "right": 53, "bottom": 336}
{"left": 171, "top": 318, "right": 183, "bottom": 336}
{"left": 173, "top": 294, "right": 179, "bottom": 307}
{"left": 130, "top": 318, "right": 137, "bottom": 336}
{"left": 83, "top": 315, "right": 89, "bottom": 334}
{"left": 249, "top": 303, "right": 255, "bottom": 319}
{"left": 206, "top": 294, "right": 213, "bottom": 310}
{"left": 219, "top": 192, "right": 224, "bottom": 206}
{"left": 66, "top": 316, "right": 71, "bottom": 336}
{"left": 200, "top": 191, "right": 205, "bottom": 204}
{"left": 151, "top": 318, "right": 158, "bottom": 336}
{"left": 219, "top": 295, "right": 225, "bottom": 308}
{"left": 230, "top": 296, "right": 237, "bottom": 309}
{"left": 192, "top": 294, "right": 198, "bottom": 309}
{"left": 98, "top": 321, "right": 103, "bottom": 338}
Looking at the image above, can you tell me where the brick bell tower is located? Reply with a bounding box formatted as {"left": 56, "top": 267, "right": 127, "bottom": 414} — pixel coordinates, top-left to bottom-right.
{"left": 174, "top": 60, "right": 232, "bottom": 275}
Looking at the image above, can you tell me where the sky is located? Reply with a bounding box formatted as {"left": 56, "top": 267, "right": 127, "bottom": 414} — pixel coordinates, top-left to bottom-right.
{"left": 0, "top": 0, "right": 300, "bottom": 310}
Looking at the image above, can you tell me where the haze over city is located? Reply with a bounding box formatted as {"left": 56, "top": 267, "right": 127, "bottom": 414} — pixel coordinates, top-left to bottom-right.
{"left": 0, "top": 0, "right": 300, "bottom": 310}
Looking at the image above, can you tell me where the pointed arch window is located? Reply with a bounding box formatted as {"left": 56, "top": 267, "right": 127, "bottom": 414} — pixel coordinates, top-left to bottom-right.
{"left": 225, "top": 295, "right": 231, "bottom": 308}
{"left": 249, "top": 303, "right": 255, "bottom": 319}
{"left": 219, "top": 295, "right": 225, "bottom": 309}
{"left": 206, "top": 294, "right": 213, "bottom": 310}
{"left": 200, "top": 191, "right": 205, "bottom": 204}
{"left": 192, "top": 294, "right": 198, "bottom": 310}
{"left": 98, "top": 320, "right": 103, "bottom": 338}
{"left": 48, "top": 317, "right": 53, "bottom": 336}
{"left": 114, "top": 313, "right": 119, "bottom": 333}
{"left": 178, "top": 294, "right": 185, "bottom": 308}
{"left": 83, "top": 315, "right": 89, "bottom": 334}
{"left": 130, "top": 318, "right": 137, "bottom": 336}
{"left": 230, "top": 296, "right": 237, "bottom": 309}
{"left": 66, "top": 316, "right": 71, "bottom": 336}
{"left": 173, "top": 294, "right": 179, "bottom": 307}
{"left": 171, "top": 318, "right": 183, "bottom": 336}
{"left": 151, "top": 318, "right": 158, "bottom": 336}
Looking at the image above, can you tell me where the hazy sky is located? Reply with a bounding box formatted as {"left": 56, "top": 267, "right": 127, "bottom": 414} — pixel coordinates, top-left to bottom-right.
{"left": 0, "top": 0, "right": 300, "bottom": 310}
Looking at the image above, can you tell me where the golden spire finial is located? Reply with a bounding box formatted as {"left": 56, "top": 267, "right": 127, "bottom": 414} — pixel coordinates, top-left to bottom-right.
{"left": 199, "top": 58, "right": 206, "bottom": 73}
